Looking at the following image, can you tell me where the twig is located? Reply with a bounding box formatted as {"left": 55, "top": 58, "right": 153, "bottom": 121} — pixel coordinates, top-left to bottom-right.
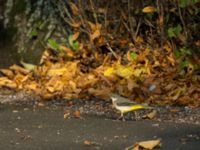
{"left": 177, "top": 0, "right": 188, "bottom": 43}
{"left": 106, "top": 42, "right": 118, "bottom": 60}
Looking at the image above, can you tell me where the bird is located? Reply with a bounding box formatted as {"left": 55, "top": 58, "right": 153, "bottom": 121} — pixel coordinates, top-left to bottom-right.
{"left": 110, "top": 93, "right": 152, "bottom": 121}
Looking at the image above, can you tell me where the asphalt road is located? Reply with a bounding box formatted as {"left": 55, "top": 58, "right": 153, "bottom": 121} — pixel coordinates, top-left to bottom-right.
{"left": 0, "top": 104, "right": 200, "bottom": 150}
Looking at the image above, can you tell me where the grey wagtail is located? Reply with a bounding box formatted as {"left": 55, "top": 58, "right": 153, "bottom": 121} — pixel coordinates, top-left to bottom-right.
{"left": 110, "top": 93, "right": 152, "bottom": 121}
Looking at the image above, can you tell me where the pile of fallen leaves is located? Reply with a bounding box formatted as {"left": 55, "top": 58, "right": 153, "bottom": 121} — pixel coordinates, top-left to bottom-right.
{"left": 0, "top": 41, "right": 200, "bottom": 107}
{"left": 1, "top": 1, "right": 200, "bottom": 107}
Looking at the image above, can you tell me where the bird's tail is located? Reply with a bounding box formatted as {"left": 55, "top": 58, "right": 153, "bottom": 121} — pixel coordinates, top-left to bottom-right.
{"left": 129, "top": 104, "right": 152, "bottom": 111}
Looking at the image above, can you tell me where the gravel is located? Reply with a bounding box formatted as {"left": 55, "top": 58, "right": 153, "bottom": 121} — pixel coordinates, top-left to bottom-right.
{"left": 1, "top": 89, "right": 200, "bottom": 125}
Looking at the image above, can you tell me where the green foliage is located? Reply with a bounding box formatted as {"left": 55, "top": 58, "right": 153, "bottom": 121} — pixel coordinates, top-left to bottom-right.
{"left": 167, "top": 25, "right": 182, "bottom": 38}
{"left": 130, "top": 52, "right": 138, "bottom": 61}
{"left": 68, "top": 35, "right": 79, "bottom": 50}
{"left": 47, "top": 39, "right": 60, "bottom": 50}
{"left": 29, "top": 30, "right": 38, "bottom": 38}
{"left": 179, "top": 60, "right": 189, "bottom": 69}
{"left": 174, "top": 47, "right": 192, "bottom": 59}
{"left": 180, "top": 0, "right": 200, "bottom": 8}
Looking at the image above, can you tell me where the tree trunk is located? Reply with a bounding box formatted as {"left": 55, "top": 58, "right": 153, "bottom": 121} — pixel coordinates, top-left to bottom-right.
{"left": 0, "top": 0, "right": 68, "bottom": 68}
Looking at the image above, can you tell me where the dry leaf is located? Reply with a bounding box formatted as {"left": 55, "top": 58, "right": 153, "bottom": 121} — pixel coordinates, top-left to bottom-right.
{"left": 64, "top": 111, "right": 70, "bottom": 119}
{"left": 138, "top": 139, "right": 161, "bottom": 149}
{"left": 0, "top": 69, "right": 14, "bottom": 78}
{"left": 0, "top": 77, "right": 17, "bottom": 88}
{"left": 90, "top": 29, "right": 101, "bottom": 41}
{"left": 59, "top": 45, "right": 75, "bottom": 57}
{"left": 169, "top": 108, "right": 180, "bottom": 113}
{"left": 10, "top": 64, "right": 29, "bottom": 75}
{"left": 69, "top": 21, "right": 81, "bottom": 28}
{"left": 72, "top": 32, "right": 80, "bottom": 41}
{"left": 69, "top": 2, "right": 79, "bottom": 16}
{"left": 84, "top": 140, "right": 93, "bottom": 146}
{"left": 115, "top": 65, "right": 134, "bottom": 78}
{"left": 143, "top": 110, "right": 157, "bottom": 119}
{"left": 73, "top": 110, "right": 81, "bottom": 118}
{"left": 142, "top": 6, "right": 157, "bottom": 13}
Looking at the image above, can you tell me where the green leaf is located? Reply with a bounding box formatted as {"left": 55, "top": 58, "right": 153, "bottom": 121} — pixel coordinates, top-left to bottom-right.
{"left": 165, "top": 14, "right": 170, "bottom": 23}
{"left": 174, "top": 49, "right": 181, "bottom": 58}
{"left": 167, "top": 25, "right": 182, "bottom": 38}
{"left": 68, "top": 35, "right": 79, "bottom": 50}
{"left": 180, "top": 60, "right": 189, "bottom": 69}
{"left": 130, "top": 52, "right": 138, "bottom": 60}
{"left": 47, "top": 39, "right": 60, "bottom": 50}
{"left": 29, "top": 30, "right": 38, "bottom": 38}
{"left": 180, "top": 0, "right": 189, "bottom": 8}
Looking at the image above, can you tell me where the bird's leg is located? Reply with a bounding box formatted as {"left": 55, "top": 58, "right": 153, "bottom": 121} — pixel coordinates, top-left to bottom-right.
{"left": 121, "top": 112, "right": 125, "bottom": 121}
{"left": 117, "top": 112, "right": 125, "bottom": 121}
{"left": 134, "top": 111, "right": 139, "bottom": 121}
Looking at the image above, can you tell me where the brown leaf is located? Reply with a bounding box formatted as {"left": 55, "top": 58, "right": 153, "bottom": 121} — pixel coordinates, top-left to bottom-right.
{"left": 59, "top": 46, "right": 75, "bottom": 57}
{"left": 73, "top": 110, "right": 81, "bottom": 118}
{"left": 90, "top": 29, "right": 101, "bottom": 41}
{"left": 69, "top": 21, "right": 81, "bottom": 28}
{"left": 142, "top": 6, "right": 157, "bottom": 13}
{"left": 10, "top": 64, "right": 29, "bottom": 75}
{"left": 0, "top": 77, "right": 17, "bottom": 88}
{"left": 169, "top": 108, "right": 180, "bottom": 113}
{"left": 143, "top": 110, "right": 157, "bottom": 119}
{"left": 72, "top": 32, "right": 80, "bottom": 41}
{"left": 0, "top": 69, "right": 14, "bottom": 78}
{"left": 83, "top": 140, "right": 93, "bottom": 146}
{"left": 69, "top": 2, "right": 79, "bottom": 16}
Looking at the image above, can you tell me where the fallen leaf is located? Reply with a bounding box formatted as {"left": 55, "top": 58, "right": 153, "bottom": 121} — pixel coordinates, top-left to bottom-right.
{"left": 0, "top": 77, "right": 17, "bottom": 88}
{"left": 73, "top": 110, "right": 81, "bottom": 118}
{"left": 0, "top": 69, "right": 14, "bottom": 78}
{"left": 138, "top": 139, "right": 161, "bottom": 149}
{"left": 143, "top": 110, "right": 157, "bottom": 119}
{"left": 169, "top": 108, "right": 180, "bottom": 113}
{"left": 104, "top": 67, "right": 114, "bottom": 77}
{"left": 20, "top": 61, "right": 36, "bottom": 71}
{"left": 142, "top": 6, "right": 157, "bottom": 13}
{"left": 90, "top": 29, "right": 101, "bottom": 41}
{"left": 64, "top": 110, "right": 70, "bottom": 119}
{"left": 72, "top": 32, "right": 80, "bottom": 41}
{"left": 59, "top": 45, "right": 75, "bottom": 57}
{"left": 10, "top": 64, "right": 29, "bottom": 75}
{"left": 84, "top": 140, "right": 93, "bottom": 146}
{"left": 115, "top": 65, "right": 134, "bottom": 78}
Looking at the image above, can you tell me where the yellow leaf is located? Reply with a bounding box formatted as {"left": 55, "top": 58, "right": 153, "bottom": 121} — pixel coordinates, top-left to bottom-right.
{"left": 25, "top": 82, "right": 38, "bottom": 91}
{"left": 0, "top": 77, "right": 17, "bottom": 88}
{"left": 90, "top": 29, "right": 100, "bottom": 41}
{"left": 0, "top": 69, "right": 14, "bottom": 78}
{"left": 138, "top": 139, "right": 161, "bottom": 150}
{"left": 132, "top": 68, "right": 143, "bottom": 77}
{"left": 104, "top": 67, "right": 114, "bottom": 77}
{"left": 47, "top": 68, "right": 67, "bottom": 76}
{"left": 135, "top": 36, "right": 144, "bottom": 43}
{"left": 10, "top": 64, "right": 29, "bottom": 75}
{"left": 142, "top": 6, "right": 157, "bottom": 13}
{"left": 115, "top": 65, "right": 134, "bottom": 78}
